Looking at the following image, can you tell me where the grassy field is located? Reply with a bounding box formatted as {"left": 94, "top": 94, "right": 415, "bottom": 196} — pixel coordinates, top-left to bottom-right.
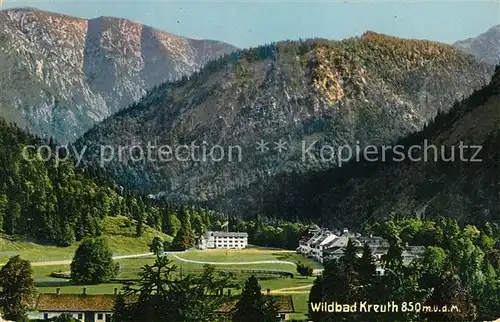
{"left": 1, "top": 223, "right": 319, "bottom": 320}
{"left": 29, "top": 249, "right": 318, "bottom": 320}
{"left": 176, "top": 248, "right": 322, "bottom": 267}
{"left": 0, "top": 216, "right": 170, "bottom": 263}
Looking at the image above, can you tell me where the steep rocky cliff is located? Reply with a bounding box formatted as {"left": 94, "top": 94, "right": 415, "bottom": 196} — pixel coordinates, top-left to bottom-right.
{"left": 214, "top": 65, "right": 500, "bottom": 227}
{"left": 77, "top": 33, "right": 494, "bottom": 202}
{"left": 0, "top": 7, "right": 235, "bottom": 141}
{"left": 454, "top": 25, "right": 500, "bottom": 65}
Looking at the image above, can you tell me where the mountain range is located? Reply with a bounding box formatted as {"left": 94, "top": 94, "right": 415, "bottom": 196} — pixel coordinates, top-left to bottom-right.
{"left": 76, "top": 32, "right": 494, "bottom": 204}
{"left": 453, "top": 25, "right": 500, "bottom": 66}
{"left": 213, "top": 65, "right": 500, "bottom": 227}
{"left": 0, "top": 7, "right": 235, "bottom": 142}
{"left": 1, "top": 8, "right": 499, "bottom": 227}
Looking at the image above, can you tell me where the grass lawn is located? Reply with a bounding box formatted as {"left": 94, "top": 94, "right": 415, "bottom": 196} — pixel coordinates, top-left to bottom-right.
{"left": 0, "top": 216, "right": 170, "bottom": 263}
{"left": 114, "top": 251, "right": 318, "bottom": 320}
{"left": 4, "top": 234, "right": 318, "bottom": 321}
{"left": 220, "top": 276, "right": 314, "bottom": 320}
{"left": 290, "top": 293, "right": 310, "bottom": 320}
{"left": 115, "top": 253, "right": 308, "bottom": 276}
{"left": 175, "top": 248, "right": 322, "bottom": 269}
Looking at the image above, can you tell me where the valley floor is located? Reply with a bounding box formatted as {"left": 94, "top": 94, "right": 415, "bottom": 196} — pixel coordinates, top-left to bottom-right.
{"left": 1, "top": 218, "right": 319, "bottom": 320}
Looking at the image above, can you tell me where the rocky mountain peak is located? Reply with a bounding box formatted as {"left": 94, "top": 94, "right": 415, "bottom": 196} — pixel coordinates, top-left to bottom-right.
{"left": 453, "top": 24, "right": 500, "bottom": 65}
{"left": 0, "top": 7, "right": 236, "bottom": 142}
{"left": 77, "top": 35, "right": 493, "bottom": 201}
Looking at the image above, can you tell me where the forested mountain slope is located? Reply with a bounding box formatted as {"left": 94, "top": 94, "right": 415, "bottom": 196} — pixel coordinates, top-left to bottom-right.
{"left": 213, "top": 65, "right": 500, "bottom": 228}
{"left": 77, "top": 32, "right": 494, "bottom": 203}
{"left": 0, "top": 118, "right": 181, "bottom": 246}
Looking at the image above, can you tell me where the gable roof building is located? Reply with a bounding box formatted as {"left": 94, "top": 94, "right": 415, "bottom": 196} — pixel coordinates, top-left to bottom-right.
{"left": 198, "top": 231, "right": 249, "bottom": 250}
{"left": 35, "top": 290, "right": 294, "bottom": 322}
{"left": 36, "top": 292, "right": 116, "bottom": 322}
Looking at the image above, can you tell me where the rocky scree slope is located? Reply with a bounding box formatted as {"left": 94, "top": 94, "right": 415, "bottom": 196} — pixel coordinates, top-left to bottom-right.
{"left": 0, "top": 7, "right": 235, "bottom": 142}
{"left": 77, "top": 32, "right": 494, "bottom": 203}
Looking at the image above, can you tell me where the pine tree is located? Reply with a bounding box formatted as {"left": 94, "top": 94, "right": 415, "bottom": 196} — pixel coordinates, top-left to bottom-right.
{"left": 135, "top": 215, "right": 144, "bottom": 237}
{"left": 192, "top": 215, "right": 206, "bottom": 236}
{"left": 164, "top": 212, "right": 181, "bottom": 236}
{"left": 113, "top": 257, "right": 232, "bottom": 322}
{"left": 308, "top": 275, "right": 328, "bottom": 322}
{"left": 0, "top": 193, "right": 7, "bottom": 231}
{"left": 171, "top": 226, "right": 196, "bottom": 251}
{"left": 149, "top": 236, "right": 164, "bottom": 256}
{"left": 232, "top": 275, "right": 278, "bottom": 322}
{"left": 358, "top": 243, "right": 377, "bottom": 285}
{"left": 357, "top": 243, "right": 377, "bottom": 304}
{"left": 339, "top": 239, "right": 360, "bottom": 301}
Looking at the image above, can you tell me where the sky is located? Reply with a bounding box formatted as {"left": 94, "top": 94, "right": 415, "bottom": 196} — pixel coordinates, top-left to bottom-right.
{"left": 2, "top": 0, "right": 499, "bottom": 48}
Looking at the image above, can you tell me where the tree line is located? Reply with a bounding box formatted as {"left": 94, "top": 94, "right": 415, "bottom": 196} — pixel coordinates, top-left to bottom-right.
{"left": 309, "top": 218, "right": 500, "bottom": 321}
{"left": 0, "top": 118, "right": 308, "bottom": 249}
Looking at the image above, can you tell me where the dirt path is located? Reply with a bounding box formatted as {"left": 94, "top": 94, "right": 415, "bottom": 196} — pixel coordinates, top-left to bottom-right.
{"left": 266, "top": 284, "right": 313, "bottom": 294}
{"left": 269, "top": 290, "right": 312, "bottom": 294}
{"left": 28, "top": 252, "right": 156, "bottom": 267}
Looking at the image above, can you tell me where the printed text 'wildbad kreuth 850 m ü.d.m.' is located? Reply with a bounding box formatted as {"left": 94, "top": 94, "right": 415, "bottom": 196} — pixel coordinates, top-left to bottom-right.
{"left": 309, "top": 301, "right": 460, "bottom": 314}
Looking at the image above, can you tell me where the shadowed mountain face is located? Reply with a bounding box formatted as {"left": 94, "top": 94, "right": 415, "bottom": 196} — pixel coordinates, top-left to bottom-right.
{"left": 76, "top": 33, "right": 494, "bottom": 203}
{"left": 213, "top": 66, "right": 500, "bottom": 228}
{"left": 0, "top": 8, "right": 235, "bottom": 142}
{"left": 454, "top": 25, "right": 500, "bottom": 66}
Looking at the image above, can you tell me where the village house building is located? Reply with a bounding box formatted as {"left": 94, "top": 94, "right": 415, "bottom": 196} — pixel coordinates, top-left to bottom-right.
{"left": 297, "top": 229, "right": 425, "bottom": 274}
{"left": 198, "top": 231, "right": 248, "bottom": 249}
{"left": 297, "top": 228, "right": 337, "bottom": 259}
{"left": 35, "top": 288, "right": 116, "bottom": 322}
{"left": 402, "top": 245, "right": 426, "bottom": 265}
{"left": 34, "top": 289, "right": 293, "bottom": 321}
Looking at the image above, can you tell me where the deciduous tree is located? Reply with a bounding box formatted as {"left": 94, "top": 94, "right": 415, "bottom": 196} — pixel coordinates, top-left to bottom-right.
{"left": 70, "top": 238, "right": 119, "bottom": 284}
{"left": 0, "top": 256, "right": 36, "bottom": 320}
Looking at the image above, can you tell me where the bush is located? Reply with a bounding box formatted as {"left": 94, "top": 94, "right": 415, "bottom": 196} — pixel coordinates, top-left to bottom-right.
{"left": 296, "top": 261, "right": 313, "bottom": 277}
{"left": 52, "top": 314, "right": 79, "bottom": 322}
{"left": 163, "top": 240, "right": 172, "bottom": 251}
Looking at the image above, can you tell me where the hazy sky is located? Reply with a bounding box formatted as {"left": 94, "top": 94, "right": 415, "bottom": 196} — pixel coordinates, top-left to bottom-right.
{"left": 2, "top": 1, "right": 499, "bottom": 48}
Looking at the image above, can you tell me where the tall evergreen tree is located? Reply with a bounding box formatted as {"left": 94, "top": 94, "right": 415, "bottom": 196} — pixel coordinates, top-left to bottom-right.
{"left": 358, "top": 243, "right": 377, "bottom": 285}
{"left": 164, "top": 212, "right": 181, "bottom": 236}
{"left": 149, "top": 236, "right": 165, "bottom": 256}
{"left": 171, "top": 226, "right": 196, "bottom": 251}
{"left": 232, "top": 275, "right": 278, "bottom": 322}
{"left": 113, "top": 257, "right": 232, "bottom": 322}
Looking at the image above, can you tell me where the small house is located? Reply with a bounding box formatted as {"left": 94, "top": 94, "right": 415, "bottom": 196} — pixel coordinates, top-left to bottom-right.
{"left": 36, "top": 289, "right": 116, "bottom": 322}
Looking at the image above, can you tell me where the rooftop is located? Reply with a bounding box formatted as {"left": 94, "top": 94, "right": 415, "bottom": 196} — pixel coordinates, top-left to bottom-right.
{"left": 36, "top": 294, "right": 116, "bottom": 312}
{"left": 210, "top": 231, "right": 248, "bottom": 238}
{"left": 36, "top": 293, "right": 292, "bottom": 315}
